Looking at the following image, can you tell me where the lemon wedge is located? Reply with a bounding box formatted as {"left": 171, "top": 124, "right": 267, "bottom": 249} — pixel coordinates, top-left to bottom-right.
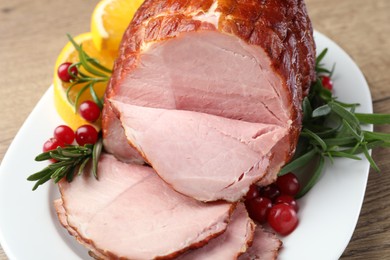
{"left": 91, "top": 0, "right": 144, "bottom": 52}
{"left": 53, "top": 33, "right": 116, "bottom": 130}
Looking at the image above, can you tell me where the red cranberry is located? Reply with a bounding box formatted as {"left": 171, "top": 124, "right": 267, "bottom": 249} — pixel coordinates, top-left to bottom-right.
{"left": 260, "top": 184, "right": 281, "bottom": 202}
{"left": 275, "top": 195, "right": 299, "bottom": 212}
{"left": 321, "top": 76, "right": 333, "bottom": 91}
{"left": 245, "top": 184, "right": 260, "bottom": 200}
{"left": 276, "top": 173, "right": 300, "bottom": 197}
{"left": 75, "top": 125, "right": 98, "bottom": 146}
{"left": 57, "top": 62, "right": 78, "bottom": 82}
{"left": 268, "top": 204, "right": 299, "bottom": 236}
{"left": 79, "top": 101, "right": 101, "bottom": 122}
{"left": 54, "top": 125, "right": 75, "bottom": 144}
{"left": 245, "top": 197, "right": 272, "bottom": 224}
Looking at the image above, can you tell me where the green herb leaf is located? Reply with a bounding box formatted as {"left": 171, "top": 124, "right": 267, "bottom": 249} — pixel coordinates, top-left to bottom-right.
{"left": 316, "top": 48, "right": 328, "bottom": 67}
{"left": 363, "top": 131, "right": 390, "bottom": 142}
{"left": 312, "top": 104, "right": 331, "bottom": 118}
{"left": 341, "top": 119, "right": 362, "bottom": 141}
{"left": 92, "top": 136, "right": 103, "bottom": 179}
{"left": 78, "top": 157, "right": 90, "bottom": 176}
{"left": 87, "top": 57, "right": 112, "bottom": 74}
{"left": 302, "top": 129, "right": 327, "bottom": 151}
{"left": 32, "top": 172, "right": 52, "bottom": 191}
{"left": 327, "top": 151, "right": 362, "bottom": 160}
{"left": 323, "top": 136, "right": 356, "bottom": 147}
{"left": 355, "top": 113, "right": 390, "bottom": 125}
{"left": 296, "top": 155, "right": 325, "bottom": 198}
{"left": 78, "top": 45, "right": 109, "bottom": 78}
{"left": 74, "top": 82, "right": 93, "bottom": 112}
{"left": 89, "top": 84, "right": 104, "bottom": 109}
{"left": 279, "top": 149, "right": 318, "bottom": 176}
{"left": 302, "top": 97, "right": 313, "bottom": 122}
{"left": 328, "top": 101, "right": 360, "bottom": 130}
{"left": 362, "top": 143, "right": 380, "bottom": 172}
{"left": 27, "top": 167, "right": 52, "bottom": 181}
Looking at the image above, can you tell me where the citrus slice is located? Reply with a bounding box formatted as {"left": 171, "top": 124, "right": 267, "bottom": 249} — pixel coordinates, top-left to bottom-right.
{"left": 53, "top": 32, "right": 116, "bottom": 130}
{"left": 91, "top": 0, "right": 144, "bottom": 52}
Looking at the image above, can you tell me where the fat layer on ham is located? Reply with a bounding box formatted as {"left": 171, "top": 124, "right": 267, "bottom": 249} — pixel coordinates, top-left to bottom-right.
{"left": 57, "top": 154, "right": 234, "bottom": 259}
{"left": 111, "top": 100, "right": 288, "bottom": 202}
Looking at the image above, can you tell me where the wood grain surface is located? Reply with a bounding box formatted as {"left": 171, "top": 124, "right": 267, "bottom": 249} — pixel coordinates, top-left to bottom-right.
{"left": 0, "top": 0, "right": 389, "bottom": 259}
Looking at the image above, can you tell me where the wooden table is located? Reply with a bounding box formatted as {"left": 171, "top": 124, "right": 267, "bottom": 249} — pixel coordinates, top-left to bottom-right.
{"left": 0, "top": 0, "right": 389, "bottom": 259}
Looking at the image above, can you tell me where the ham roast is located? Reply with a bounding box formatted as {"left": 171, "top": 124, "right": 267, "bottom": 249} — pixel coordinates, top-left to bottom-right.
{"left": 56, "top": 154, "right": 234, "bottom": 259}
{"left": 102, "top": 0, "right": 316, "bottom": 201}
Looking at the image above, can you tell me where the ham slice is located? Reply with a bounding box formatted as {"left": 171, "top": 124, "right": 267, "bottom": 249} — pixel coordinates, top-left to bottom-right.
{"left": 238, "top": 227, "right": 282, "bottom": 260}
{"left": 177, "top": 203, "right": 255, "bottom": 260}
{"left": 57, "top": 154, "right": 234, "bottom": 259}
{"left": 102, "top": 0, "right": 316, "bottom": 200}
{"left": 111, "top": 100, "right": 288, "bottom": 202}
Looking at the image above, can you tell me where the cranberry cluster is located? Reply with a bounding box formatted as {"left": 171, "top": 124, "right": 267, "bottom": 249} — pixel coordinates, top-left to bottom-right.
{"left": 244, "top": 173, "right": 300, "bottom": 236}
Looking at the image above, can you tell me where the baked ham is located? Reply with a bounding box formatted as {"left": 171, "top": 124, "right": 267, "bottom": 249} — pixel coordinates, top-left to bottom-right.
{"left": 102, "top": 0, "right": 316, "bottom": 201}
{"left": 56, "top": 154, "right": 234, "bottom": 259}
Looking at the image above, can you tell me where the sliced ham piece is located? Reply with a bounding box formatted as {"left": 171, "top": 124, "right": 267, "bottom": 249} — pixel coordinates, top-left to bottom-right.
{"left": 238, "top": 227, "right": 282, "bottom": 260}
{"left": 102, "top": 0, "right": 316, "bottom": 198}
{"left": 177, "top": 203, "right": 255, "bottom": 260}
{"left": 111, "top": 100, "right": 288, "bottom": 202}
{"left": 57, "top": 154, "right": 234, "bottom": 259}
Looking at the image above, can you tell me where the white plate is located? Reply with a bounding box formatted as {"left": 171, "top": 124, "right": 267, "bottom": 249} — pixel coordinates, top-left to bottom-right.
{"left": 0, "top": 31, "right": 373, "bottom": 260}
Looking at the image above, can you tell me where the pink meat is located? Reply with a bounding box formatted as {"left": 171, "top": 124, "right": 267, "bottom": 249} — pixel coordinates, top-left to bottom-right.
{"left": 111, "top": 100, "right": 288, "bottom": 202}
{"left": 177, "top": 203, "right": 255, "bottom": 260}
{"left": 102, "top": 104, "right": 144, "bottom": 164}
{"left": 57, "top": 154, "right": 234, "bottom": 259}
{"left": 102, "top": 0, "right": 316, "bottom": 198}
{"left": 238, "top": 227, "right": 282, "bottom": 260}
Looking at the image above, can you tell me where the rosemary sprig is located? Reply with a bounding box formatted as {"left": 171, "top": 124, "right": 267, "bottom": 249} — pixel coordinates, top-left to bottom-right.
{"left": 27, "top": 136, "right": 103, "bottom": 190}
{"left": 280, "top": 48, "right": 390, "bottom": 198}
{"left": 65, "top": 34, "right": 112, "bottom": 110}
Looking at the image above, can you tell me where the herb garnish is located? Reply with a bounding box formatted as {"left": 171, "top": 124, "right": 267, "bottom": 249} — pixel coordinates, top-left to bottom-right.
{"left": 280, "top": 49, "right": 390, "bottom": 198}
{"left": 27, "top": 34, "right": 109, "bottom": 191}
{"left": 27, "top": 136, "right": 103, "bottom": 191}
{"left": 66, "top": 34, "right": 112, "bottom": 110}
